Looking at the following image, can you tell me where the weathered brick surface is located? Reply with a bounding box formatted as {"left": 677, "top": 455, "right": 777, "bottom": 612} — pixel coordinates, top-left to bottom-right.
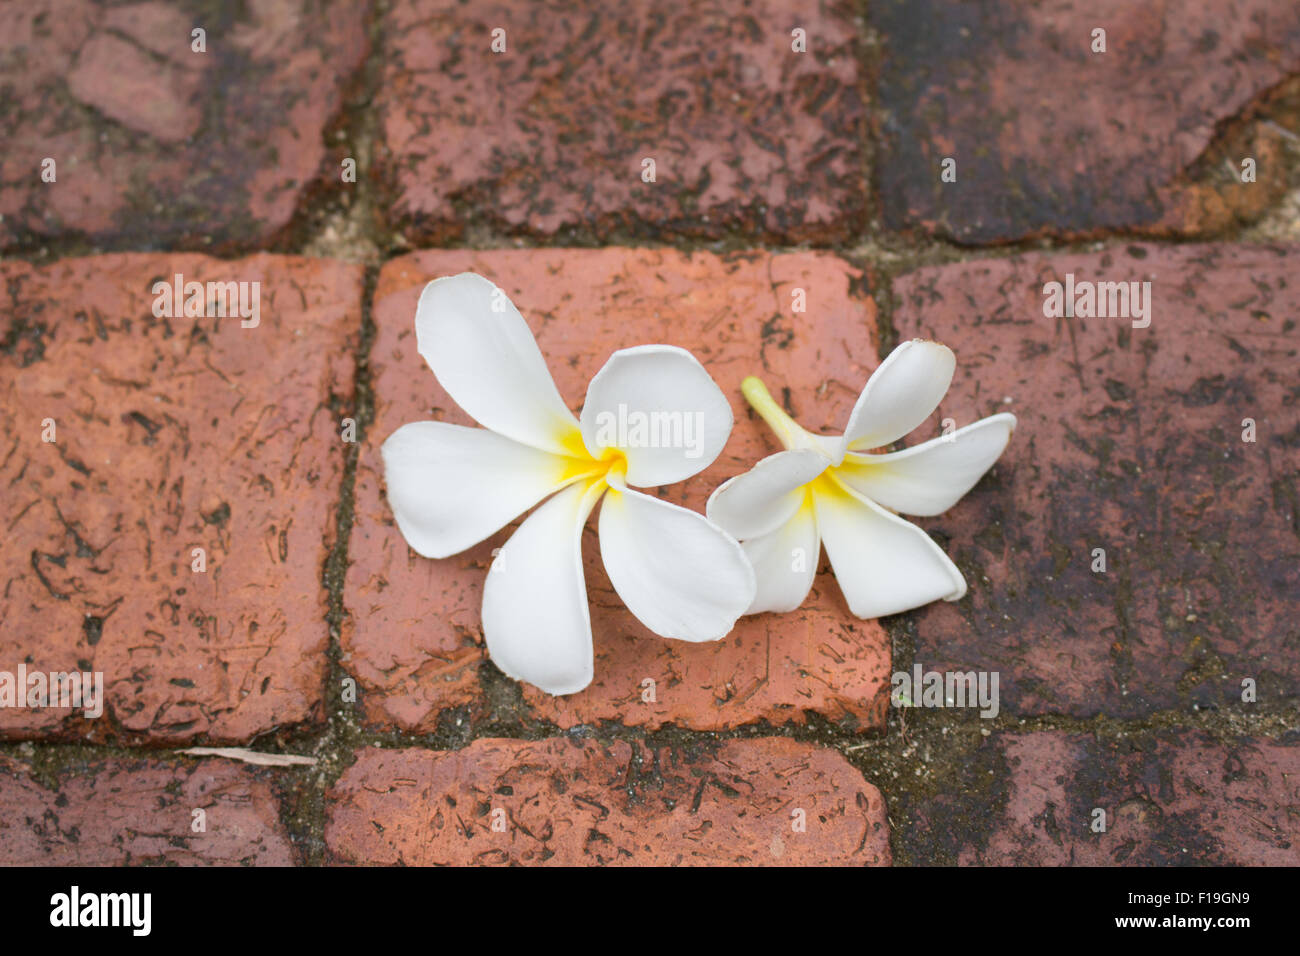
{"left": 0, "top": 754, "right": 296, "bottom": 865}
{"left": 325, "top": 737, "right": 890, "bottom": 865}
{"left": 907, "top": 730, "right": 1300, "bottom": 865}
{"left": 874, "top": 0, "right": 1300, "bottom": 242}
{"left": 892, "top": 243, "right": 1300, "bottom": 718}
{"left": 346, "top": 248, "right": 889, "bottom": 732}
{"left": 0, "top": 0, "right": 369, "bottom": 250}
{"left": 375, "top": 0, "right": 867, "bottom": 243}
{"left": 0, "top": 254, "right": 360, "bottom": 742}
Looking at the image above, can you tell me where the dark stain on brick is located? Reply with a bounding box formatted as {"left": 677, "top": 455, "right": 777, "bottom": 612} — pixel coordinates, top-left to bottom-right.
{"left": 202, "top": 502, "right": 231, "bottom": 526}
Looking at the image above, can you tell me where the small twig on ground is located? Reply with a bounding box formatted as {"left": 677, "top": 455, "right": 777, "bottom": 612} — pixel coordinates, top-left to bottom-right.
{"left": 178, "top": 746, "right": 317, "bottom": 767}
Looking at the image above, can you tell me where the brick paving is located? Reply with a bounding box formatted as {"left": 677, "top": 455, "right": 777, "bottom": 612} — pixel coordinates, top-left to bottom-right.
{"left": 1, "top": 0, "right": 1298, "bottom": 867}
{"left": 0, "top": 254, "right": 360, "bottom": 743}
{"left": 374, "top": 0, "right": 867, "bottom": 243}
{"left": 892, "top": 244, "right": 1300, "bottom": 719}
{"left": 325, "top": 737, "right": 890, "bottom": 865}
{"left": 905, "top": 730, "right": 1300, "bottom": 865}
{"left": 874, "top": 0, "right": 1300, "bottom": 242}
{"left": 0, "top": 754, "right": 296, "bottom": 865}
{"left": 0, "top": 0, "right": 369, "bottom": 250}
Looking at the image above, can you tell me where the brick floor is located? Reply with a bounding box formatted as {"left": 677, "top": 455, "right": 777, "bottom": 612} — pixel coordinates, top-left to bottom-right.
{"left": 3, "top": 0, "right": 1298, "bottom": 871}
{"left": 325, "top": 736, "right": 890, "bottom": 865}
{"left": 892, "top": 243, "right": 1300, "bottom": 718}
{"left": 345, "top": 248, "right": 890, "bottom": 733}
{"left": 906, "top": 730, "right": 1300, "bottom": 865}
{"left": 873, "top": 0, "right": 1300, "bottom": 242}
{"left": 0, "top": 254, "right": 361, "bottom": 742}
{"left": 374, "top": 0, "right": 867, "bottom": 243}
{"left": 0, "top": 0, "right": 369, "bottom": 250}
{"left": 0, "top": 754, "right": 296, "bottom": 865}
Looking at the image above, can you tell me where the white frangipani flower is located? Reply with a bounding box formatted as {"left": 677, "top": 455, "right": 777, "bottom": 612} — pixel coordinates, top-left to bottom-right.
{"left": 382, "top": 273, "right": 756, "bottom": 696}
{"left": 706, "top": 340, "right": 1016, "bottom": 619}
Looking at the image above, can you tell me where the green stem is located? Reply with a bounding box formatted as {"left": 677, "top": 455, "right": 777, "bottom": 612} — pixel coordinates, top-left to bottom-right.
{"left": 741, "top": 376, "right": 804, "bottom": 449}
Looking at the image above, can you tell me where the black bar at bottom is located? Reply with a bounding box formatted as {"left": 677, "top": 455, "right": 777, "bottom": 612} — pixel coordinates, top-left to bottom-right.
{"left": 0, "top": 864, "right": 1280, "bottom": 943}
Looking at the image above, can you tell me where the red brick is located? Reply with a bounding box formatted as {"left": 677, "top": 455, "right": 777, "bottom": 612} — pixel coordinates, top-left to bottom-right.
{"left": 0, "top": 754, "right": 296, "bottom": 865}
{"left": 346, "top": 248, "right": 889, "bottom": 732}
{"left": 325, "top": 737, "right": 890, "bottom": 865}
{"left": 0, "top": 254, "right": 360, "bottom": 742}
{"left": 874, "top": 0, "right": 1300, "bottom": 242}
{"left": 67, "top": 32, "right": 203, "bottom": 145}
{"left": 911, "top": 731, "right": 1300, "bottom": 865}
{"left": 892, "top": 243, "right": 1300, "bottom": 717}
{"left": 375, "top": 0, "right": 867, "bottom": 243}
{"left": 0, "top": 0, "right": 369, "bottom": 250}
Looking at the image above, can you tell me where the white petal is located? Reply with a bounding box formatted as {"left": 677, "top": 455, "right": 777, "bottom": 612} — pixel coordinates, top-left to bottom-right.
{"left": 840, "top": 340, "right": 956, "bottom": 458}
{"left": 598, "top": 478, "right": 756, "bottom": 642}
{"left": 705, "top": 448, "right": 830, "bottom": 540}
{"left": 812, "top": 474, "right": 966, "bottom": 618}
{"left": 580, "top": 345, "right": 733, "bottom": 487}
{"left": 381, "top": 421, "right": 593, "bottom": 559}
{"left": 415, "top": 273, "right": 582, "bottom": 456}
{"left": 739, "top": 493, "right": 820, "bottom": 615}
{"left": 482, "top": 477, "right": 607, "bottom": 696}
{"left": 836, "top": 413, "right": 1017, "bottom": 516}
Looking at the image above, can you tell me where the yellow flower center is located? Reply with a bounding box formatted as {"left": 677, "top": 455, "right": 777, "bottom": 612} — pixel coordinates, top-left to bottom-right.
{"left": 555, "top": 425, "right": 628, "bottom": 487}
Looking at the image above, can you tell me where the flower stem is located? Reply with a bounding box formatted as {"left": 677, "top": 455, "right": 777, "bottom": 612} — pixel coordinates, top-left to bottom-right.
{"left": 741, "top": 375, "right": 803, "bottom": 449}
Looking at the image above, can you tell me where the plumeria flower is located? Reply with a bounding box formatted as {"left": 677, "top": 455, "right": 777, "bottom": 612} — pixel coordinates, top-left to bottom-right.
{"left": 706, "top": 340, "right": 1015, "bottom": 619}
{"left": 381, "top": 273, "right": 756, "bottom": 696}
